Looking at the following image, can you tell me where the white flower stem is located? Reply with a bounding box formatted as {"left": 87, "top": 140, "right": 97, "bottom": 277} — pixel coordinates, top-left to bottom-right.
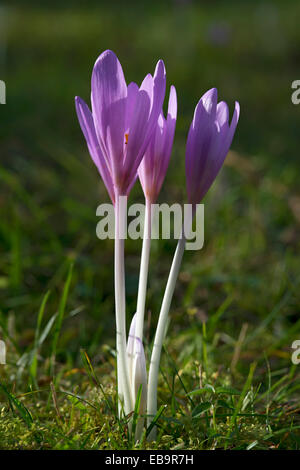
{"left": 135, "top": 198, "right": 152, "bottom": 344}
{"left": 114, "top": 193, "right": 132, "bottom": 416}
{"left": 147, "top": 234, "right": 186, "bottom": 439}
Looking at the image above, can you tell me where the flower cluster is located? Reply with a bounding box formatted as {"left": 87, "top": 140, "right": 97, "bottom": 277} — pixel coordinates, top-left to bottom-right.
{"left": 75, "top": 50, "right": 239, "bottom": 440}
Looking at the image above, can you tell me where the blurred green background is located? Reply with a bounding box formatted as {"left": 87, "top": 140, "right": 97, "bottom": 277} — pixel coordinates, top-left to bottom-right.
{"left": 0, "top": 0, "right": 300, "bottom": 417}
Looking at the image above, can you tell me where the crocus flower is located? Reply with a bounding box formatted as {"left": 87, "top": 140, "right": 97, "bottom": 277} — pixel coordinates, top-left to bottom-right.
{"left": 138, "top": 85, "right": 177, "bottom": 203}
{"left": 75, "top": 50, "right": 166, "bottom": 418}
{"left": 185, "top": 87, "right": 240, "bottom": 206}
{"left": 75, "top": 49, "right": 166, "bottom": 204}
{"left": 134, "top": 86, "right": 177, "bottom": 345}
{"left": 147, "top": 88, "right": 240, "bottom": 439}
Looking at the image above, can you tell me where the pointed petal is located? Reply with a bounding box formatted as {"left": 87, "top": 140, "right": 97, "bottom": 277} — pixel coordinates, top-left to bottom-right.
{"left": 91, "top": 50, "right": 127, "bottom": 182}
{"left": 150, "top": 60, "right": 167, "bottom": 127}
{"left": 164, "top": 85, "right": 177, "bottom": 160}
{"left": 124, "top": 61, "right": 166, "bottom": 192}
{"left": 216, "top": 101, "right": 229, "bottom": 128}
{"left": 125, "top": 82, "right": 139, "bottom": 133}
{"left": 186, "top": 97, "right": 216, "bottom": 203}
{"left": 123, "top": 88, "right": 152, "bottom": 185}
{"left": 138, "top": 85, "right": 177, "bottom": 202}
{"left": 227, "top": 101, "right": 240, "bottom": 144}
{"left": 167, "top": 85, "right": 177, "bottom": 121}
{"left": 200, "top": 87, "right": 218, "bottom": 116}
{"left": 201, "top": 103, "right": 240, "bottom": 196}
{"left": 186, "top": 94, "right": 240, "bottom": 205}
{"left": 75, "top": 96, "right": 114, "bottom": 203}
{"left": 217, "top": 101, "right": 240, "bottom": 163}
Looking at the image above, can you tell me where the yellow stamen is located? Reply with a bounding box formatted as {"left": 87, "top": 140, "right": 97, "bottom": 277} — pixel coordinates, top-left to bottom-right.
{"left": 125, "top": 133, "right": 129, "bottom": 145}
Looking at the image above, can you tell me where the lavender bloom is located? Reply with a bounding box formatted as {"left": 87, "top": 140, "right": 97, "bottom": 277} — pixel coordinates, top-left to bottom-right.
{"left": 138, "top": 86, "right": 177, "bottom": 203}
{"left": 186, "top": 88, "right": 240, "bottom": 206}
{"left": 75, "top": 50, "right": 166, "bottom": 204}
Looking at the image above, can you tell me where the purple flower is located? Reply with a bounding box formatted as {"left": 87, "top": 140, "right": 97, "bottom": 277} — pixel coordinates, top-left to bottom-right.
{"left": 138, "top": 86, "right": 177, "bottom": 203}
{"left": 75, "top": 50, "right": 166, "bottom": 204}
{"left": 185, "top": 88, "right": 240, "bottom": 206}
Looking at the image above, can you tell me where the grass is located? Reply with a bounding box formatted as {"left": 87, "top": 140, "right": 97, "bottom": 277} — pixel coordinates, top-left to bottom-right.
{"left": 0, "top": 0, "right": 300, "bottom": 450}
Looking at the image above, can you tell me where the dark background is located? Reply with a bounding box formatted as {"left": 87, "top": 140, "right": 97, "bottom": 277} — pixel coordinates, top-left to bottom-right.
{"left": 0, "top": 0, "right": 299, "bottom": 383}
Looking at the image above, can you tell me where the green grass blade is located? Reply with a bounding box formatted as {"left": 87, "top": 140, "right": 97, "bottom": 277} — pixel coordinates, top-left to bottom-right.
{"left": 30, "top": 290, "right": 51, "bottom": 380}
{"left": 146, "top": 405, "right": 167, "bottom": 438}
{"left": 131, "top": 384, "right": 142, "bottom": 443}
{"left": 80, "top": 349, "right": 116, "bottom": 416}
{"left": 0, "top": 382, "right": 33, "bottom": 428}
{"left": 225, "top": 362, "right": 257, "bottom": 447}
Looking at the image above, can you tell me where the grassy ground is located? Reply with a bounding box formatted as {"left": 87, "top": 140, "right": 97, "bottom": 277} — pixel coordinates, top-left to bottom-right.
{"left": 0, "top": 0, "right": 300, "bottom": 449}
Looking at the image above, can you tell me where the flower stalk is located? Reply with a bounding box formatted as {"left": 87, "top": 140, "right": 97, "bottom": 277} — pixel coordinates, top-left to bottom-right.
{"left": 114, "top": 193, "right": 132, "bottom": 415}
{"left": 135, "top": 198, "right": 152, "bottom": 343}
{"left": 147, "top": 234, "right": 186, "bottom": 439}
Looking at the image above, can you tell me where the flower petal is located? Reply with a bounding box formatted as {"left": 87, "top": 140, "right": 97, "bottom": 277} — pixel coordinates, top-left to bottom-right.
{"left": 216, "top": 101, "right": 229, "bottom": 129}
{"left": 125, "top": 82, "right": 139, "bottom": 135}
{"left": 163, "top": 85, "right": 177, "bottom": 165}
{"left": 75, "top": 96, "right": 114, "bottom": 203}
{"left": 215, "top": 101, "right": 240, "bottom": 164}
{"left": 91, "top": 50, "right": 127, "bottom": 183}
{"left": 122, "top": 88, "right": 152, "bottom": 191}
{"left": 201, "top": 87, "right": 218, "bottom": 116}
{"left": 186, "top": 98, "right": 216, "bottom": 203}
{"left": 227, "top": 101, "right": 240, "bottom": 147}
{"left": 147, "top": 60, "right": 167, "bottom": 133}
{"left": 151, "top": 85, "right": 177, "bottom": 200}
{"left": 186, "top": 94, "right": 240, "bottom": 205}
{"left": 124, "top": 61, "right": 166, "bottom": 194}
